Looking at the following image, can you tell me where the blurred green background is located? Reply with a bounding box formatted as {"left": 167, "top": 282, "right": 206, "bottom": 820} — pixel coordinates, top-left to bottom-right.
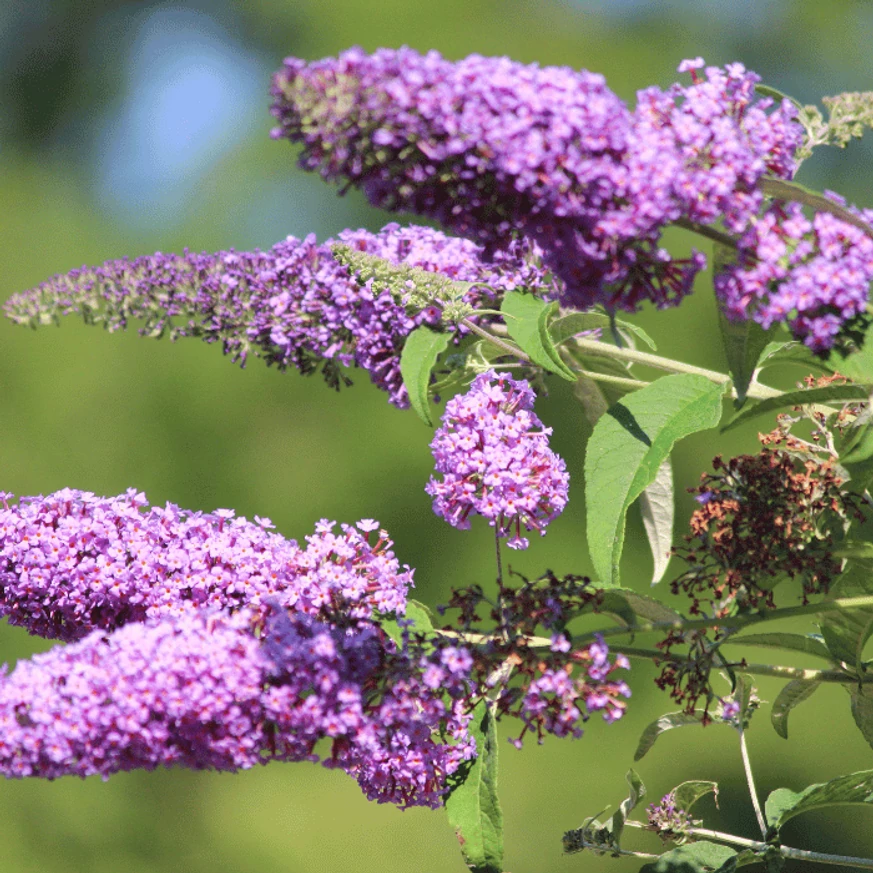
{"left": 2, "top": 1, "right": 873, "bottom": 871}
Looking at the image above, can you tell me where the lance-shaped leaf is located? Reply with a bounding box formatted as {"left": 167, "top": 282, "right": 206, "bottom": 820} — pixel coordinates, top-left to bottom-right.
{"left": 444, "top": 700, "right": 504, "bottom": 873}
{"left": 585, "top": 374, "right": 725, "bottom": 587}
{"left": 771, "top": 678, "right": 821, "bottom": 739}
{"left": 500, "top": 291, "right": 576, "bottom": 381}
{"left": 722, "top": 383, "right": 873, "bottom": 433}
{"left": 550, "top": 311, "right": 656, "bottom": 350}
{"left": 728, "top": 632, "right": 831, "bottom": 661}
{"left": 605, "top": 769, "right": 646, "bottom": 849}
{"left": 714, "top": 243, "right": 777, "bottom": 408}
{"left": 639, "top": 459, "right": 674, "bottom": 585}
{"left": 849, "top": 685, "right": 873, "bottom": 751}
{"left": 399, "top": 326, "right": 451, "bottom": 426}
{"left": 671, "top": 780, "right": 719, "bottom": 814}
{"left": 754, "top": 340, "right": 833, "bottom": 375}
{"left": 379, "top": 598, "right": 436, "bottom": 647}
{"left": 765, "top": 769, "right": 873, "bottom": 833}
{"left": 640, "top": 841, "right": 738, "bottom": 873}
{"left": 819, "top": 562, "right": 873, "bottom": 672}
{"left": 597, "top": 589, "right": 682, "bottom": 628}
{"left": 635, "top": 711, "right": 708, "bottom": 761}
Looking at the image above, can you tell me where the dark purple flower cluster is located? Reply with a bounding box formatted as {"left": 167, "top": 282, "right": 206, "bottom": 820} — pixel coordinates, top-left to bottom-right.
{"left": 4, "top": 224, "right": 554, "bottom": 408}
{"left": 270, "top": 49, "right": 802, "bottom": 312}
{"left": 715, "top": 199, "right": 873, "bottom": 350}
{"left": 439, "top": 571, "right": 631, "bottom": 746}
{"left": 0, "top": 488, "right": 412, "bottom": 641}
{"left": 426, "top": 371, "right": 569, "bottom": 549}
{"left": 0, "top": 606, "right": 475, "bottom": 807}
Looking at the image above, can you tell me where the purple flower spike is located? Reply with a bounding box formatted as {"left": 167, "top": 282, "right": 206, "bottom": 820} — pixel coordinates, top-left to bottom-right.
{"left": 715, "top": 200, "right": 873, "bottom": 351}
{"left": 0, "top": 607, "right": 475, "bottom": 808}
{"left": 425, "top": 371, "right": 569, "bottom": 548}
{"left": 5, "top": 224, "right": 553, "bottom": 409}
{"left": 0, "top": 488, "right": 414, "bottom": 641}
{"left": 0, "top": 612, "right": 275, "bottom": 779}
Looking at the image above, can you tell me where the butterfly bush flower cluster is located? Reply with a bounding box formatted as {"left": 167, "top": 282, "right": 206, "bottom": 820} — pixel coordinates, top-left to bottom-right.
{"left": 0, "top": 488, "right": 412, "bottom": 640}
{"left": 426, "top": 371, "right": 569, "bottom": 549}
{"left": 646, "top": 791, "right": 702, "bottom": 842}
{"left": 0, "top": 489, "right": 478, "bottom": 806}
{"left": 715, "top": 198, "right": 873, "bottom": 351}
{"left": 3, "top": 224, "right": 555, "bottom": 408}
{"left": 0, "top": 605, "right": 475, "bottom": 807}
{"left": 270, "top": 49, "right": 802, "bottom": 314}
{"left": 438, "top": 570, "right": 630, "bottom": 746}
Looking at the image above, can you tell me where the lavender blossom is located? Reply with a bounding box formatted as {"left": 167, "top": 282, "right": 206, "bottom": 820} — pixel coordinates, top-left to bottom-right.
{"left": 0, "top": 488, "right": 413, "bottom": 641}
{"left": 0, "top": 607, "right": 475, "bottom": 808}
{"left": 4, "top": 224, "right": 554, "bottom": 409}
{"left": 270, "top": 51, "right": 801, "bottom": 312}
{"left": 425, "top": 371, "right": 569, "bottom": 549}
{"left": 517, "top": 635, "right": 630, "bottom": 743}
{"left": 714, "top": 199, "right": 873, "bottom": 351}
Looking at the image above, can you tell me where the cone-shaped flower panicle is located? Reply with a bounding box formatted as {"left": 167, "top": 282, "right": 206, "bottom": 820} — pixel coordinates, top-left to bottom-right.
{"left": 0, "top": 488, "right": 413, "bottom": 641}
{"left": 0, "top": 607, "right": 475, "bottom": 807}
{"left": 4, "top": 224, "right": 554, "bottom": 408}
{"left": 426, "top": 371, "right": 569, "bottom": 549}
{"left": 270, "top": 50, "right": 801, "bottom": 311}
{"left": 715, "top": 198, "right": 873, "bottom": 351}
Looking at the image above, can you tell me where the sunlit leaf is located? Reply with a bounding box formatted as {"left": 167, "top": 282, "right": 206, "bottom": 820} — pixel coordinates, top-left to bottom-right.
{"left": 640, "top": 841, "right": 737, "bottom": 873}
{"left": 671, "top": 780, "right": 718, "bottom": 814}
{"left": 501, "top": 291, "right": 575, "bottom": 380}
{"left": 819, "top": 562, "right": 873, "bottom": 671}
{"left": 585, "top": 374, "right": 724, "bottom": 586}
{"left": 399, "top": 325, "right": 450, "bottom": 426}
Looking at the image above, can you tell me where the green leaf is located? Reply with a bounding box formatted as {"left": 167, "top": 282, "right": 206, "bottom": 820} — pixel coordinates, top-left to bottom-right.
{"left": 550, "top": 311, "right": 656, "bottom": 350}
{"left": 444, "top": 701, "right": 504, "bottom": 873}
{"left": 399, "top": 326, "right": 451, "bottom": 426}
{"left": 819, "top": 562, "right": 873, "bottom": 671}
{"left": 634, "top": 711, "right": 707, "bottom": 761}
{"left": 573, "top": 373, "right": 611, "bottom": 427}
{"left": 598, "top": 589, "right": 682, "bottom": 626}
{"left": 638, "top": 459, "right": 674, "bottom": 585}
{"left": 838, "top": 413, "right": 873, "bottom": 465}
{"left": 771, "top": 678, "right": 821, "bottom": 739}
{"left": 671, "top": 780, "right": 718, "bottom": 814}
{"left": 501, "top": 291, "right": 576, "bottom": 381}
{"left": 834, "top": 541, "right": 873, "bottom": 563}
{"left": 380, "top": 599, "right": 437, "bottom": 647}
{"left": 640, "top": 842, "right": 738, "bottom": 873}
{"left": 848, "top": 685, "right": 873, "bottom": 751}
{"left": 765, "top": 769, "right": 873, "bottom": 833}
{"left": 755, "top": 340, "right": 833, "bottom": 374}
{"left": 728, "top": 632, "right": 831, "bottom": 661}
{"left": 714, "top": 244, "right": 777, "bottom": 408}
{"left": 834, "top": 320, "right": 873, "bottom": 383}
{"left": 584, "top": 374, "right": 725, "bottom": 586}
{"left": 722, "top": 383, "right": 873, "bottom": 432}
{"left": 606, "top": 769, "right": 646, "bottom": 849}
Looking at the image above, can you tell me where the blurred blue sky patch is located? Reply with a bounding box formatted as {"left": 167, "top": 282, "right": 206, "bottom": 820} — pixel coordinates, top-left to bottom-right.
{"left": 92, "top": 5, "right": 270, "bottom": 229}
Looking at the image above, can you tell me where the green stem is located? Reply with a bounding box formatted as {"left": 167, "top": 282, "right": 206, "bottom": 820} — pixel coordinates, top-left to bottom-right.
{"left": 570, "top": 594, "right": 873, "bottom": 646}
{"left": 673, "top": 218, "right": 740, "bottom": 250}
{"left": 616, "top": 645, "right": 871, "bottom": 684}
{"left": 737, "top": 722, "right": 767, "bottom": 839}
{"left": 624, "top": 822, "right": 873, "bottom": 869}
{"left": 576, "top": 369, "right": 650, "bottom": 390}
{"left": 458, "top": 317, "right": 531, "bottom": 362}
{"left": 570, "top": 337, "right": 782, "bottom": 400}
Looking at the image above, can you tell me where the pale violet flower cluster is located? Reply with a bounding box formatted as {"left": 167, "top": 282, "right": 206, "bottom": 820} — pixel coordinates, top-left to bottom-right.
{"left": 0, "top": 606, "right": 475, "bottom": 808}
{"left": 715, "top": 198, "right": 873, "bottom": 350}
{"left": 0, "top": 488, "right": 476, "bottom": 807}
{"left": 0, "top": 488, "right": 411, "bottom": 640}
{"left": 426, "top": 371, "right": 569, "bottom": 549}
